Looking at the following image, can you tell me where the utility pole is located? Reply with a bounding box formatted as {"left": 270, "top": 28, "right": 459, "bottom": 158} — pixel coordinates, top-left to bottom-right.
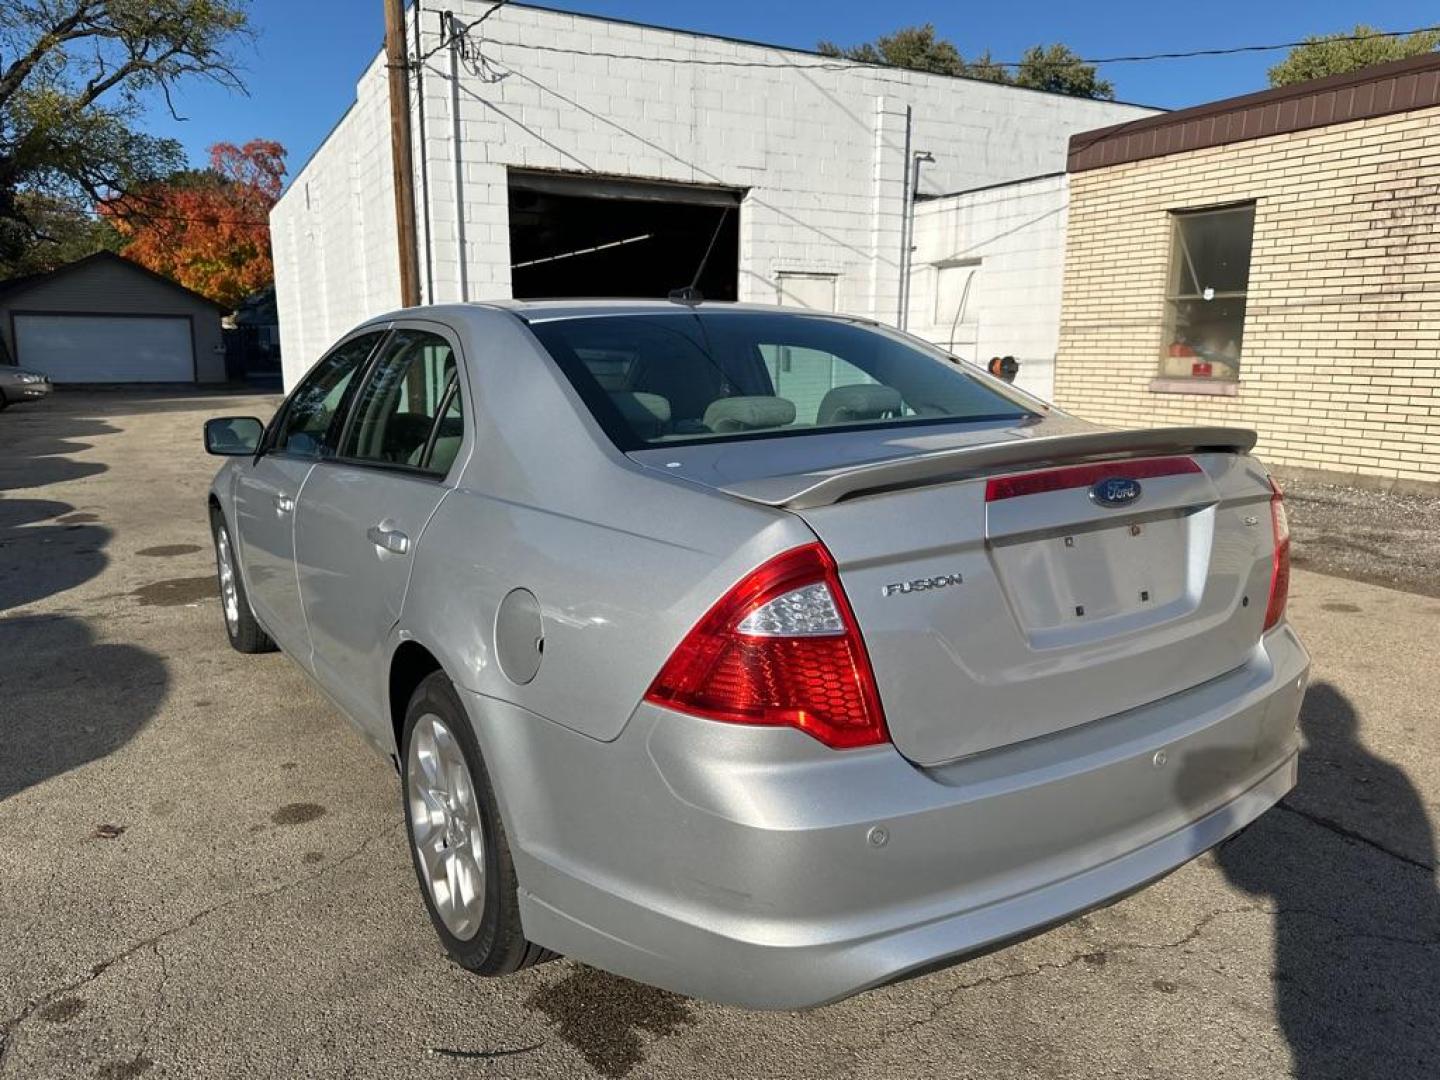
{"left": 384, "top": 0, "right": 421, "bottom": 307}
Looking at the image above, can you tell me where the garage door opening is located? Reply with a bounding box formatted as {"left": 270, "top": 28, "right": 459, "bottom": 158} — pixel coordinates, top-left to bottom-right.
{"left": 509, "top": 172, "right": 741, "bottom": 301}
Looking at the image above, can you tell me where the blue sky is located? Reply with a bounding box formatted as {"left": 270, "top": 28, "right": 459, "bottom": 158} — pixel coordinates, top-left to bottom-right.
{"left": 141, "top": 0, "right": 1440, "bottom": 178}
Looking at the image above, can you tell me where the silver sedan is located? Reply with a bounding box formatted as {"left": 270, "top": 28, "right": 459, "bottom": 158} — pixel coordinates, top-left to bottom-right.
{"left": 0, "top": 366, "right": 52, "bottom": 409}
{"left": 204, "top": 301, "right": 1307, "bottom": 1009}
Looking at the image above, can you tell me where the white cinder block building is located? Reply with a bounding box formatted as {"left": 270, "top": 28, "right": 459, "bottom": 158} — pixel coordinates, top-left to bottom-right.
{"left": 272, "top": 2, "right": 1155, "bottom": 391}
{"left": 906, "top": 173, "right": 1070, "bottom": 399}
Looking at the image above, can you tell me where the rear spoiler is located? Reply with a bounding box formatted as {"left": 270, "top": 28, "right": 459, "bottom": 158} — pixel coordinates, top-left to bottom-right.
{"left": 723, "top": 426, "right": 1258, "bottom": 509}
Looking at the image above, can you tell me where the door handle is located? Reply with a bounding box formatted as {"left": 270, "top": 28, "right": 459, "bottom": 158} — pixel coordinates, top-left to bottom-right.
{"left": 366, "top": 525, "right": 410, "bottom": 555}
{"left": 274, "top": 494, "right": 295, "bottom": 516}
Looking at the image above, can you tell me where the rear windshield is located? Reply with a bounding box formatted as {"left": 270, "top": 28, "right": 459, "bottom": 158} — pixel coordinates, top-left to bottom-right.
{"left": 528, "top": 311, "right": 1036, "bottom": 449}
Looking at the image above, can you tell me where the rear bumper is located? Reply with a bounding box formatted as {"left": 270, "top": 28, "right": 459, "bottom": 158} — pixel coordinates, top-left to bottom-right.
{"left": 463, "top": 624, "right": 1308, "bottom": 1010}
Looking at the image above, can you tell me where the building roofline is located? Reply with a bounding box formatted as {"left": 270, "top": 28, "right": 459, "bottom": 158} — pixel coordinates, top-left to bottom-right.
{"left": 503, "top": 3, "right": 1161, "bottom": 109}
{"left": 281, "top": 99, "right": 357, "bottom": 197}
{"left": 1068, "top": 50, "right": 1440, "bottom": 173}
{"left": 0, "top": 250, "right": 228, "bottom": 311}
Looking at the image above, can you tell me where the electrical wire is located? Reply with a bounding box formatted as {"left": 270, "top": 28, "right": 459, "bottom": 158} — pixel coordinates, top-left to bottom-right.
{"left": 415, "top": 0, "right": 513, "bottom": 64}
{"left": 20, "top": 203, "right": 272, "bottom": 227}
{"left": 416, "top": 15, "right": 1440, "bottom": 74}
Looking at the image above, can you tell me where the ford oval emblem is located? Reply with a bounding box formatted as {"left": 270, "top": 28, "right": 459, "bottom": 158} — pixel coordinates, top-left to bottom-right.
{"left": 1090, "top": 476, "right": 1142, "bottom": 508}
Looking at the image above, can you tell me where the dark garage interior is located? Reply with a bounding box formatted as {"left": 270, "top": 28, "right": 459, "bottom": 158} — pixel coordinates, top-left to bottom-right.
{"left": 508, "top": 171, "right": 741, "bottom": 301}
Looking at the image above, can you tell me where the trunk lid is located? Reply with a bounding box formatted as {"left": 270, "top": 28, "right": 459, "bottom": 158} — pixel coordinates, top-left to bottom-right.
{"left": 634, "top": 424, "right": 1277, "bottom": 766}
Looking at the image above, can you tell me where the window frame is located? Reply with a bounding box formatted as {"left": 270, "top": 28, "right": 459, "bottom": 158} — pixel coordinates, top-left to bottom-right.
{"left": 327, "top": 321, "right": 469, "bottom": 482}
{"left": 261, "top": 327, "right": 390, "bottom": 460}
{"left": 1159, "top": 201, "right": 1256, "bottom": 383}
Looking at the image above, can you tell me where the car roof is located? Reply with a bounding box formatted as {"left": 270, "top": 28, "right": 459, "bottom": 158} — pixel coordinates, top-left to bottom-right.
{"left": 361, "top": 299, "right": 871, "bottom": 328}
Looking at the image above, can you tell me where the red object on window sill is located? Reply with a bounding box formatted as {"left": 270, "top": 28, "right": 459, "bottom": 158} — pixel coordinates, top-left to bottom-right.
{"left": 1191, "top": 361, "right": 1213, "bottom": 377}
{"left": 1168, "top": 342, "right": 1195, "bottom": 358}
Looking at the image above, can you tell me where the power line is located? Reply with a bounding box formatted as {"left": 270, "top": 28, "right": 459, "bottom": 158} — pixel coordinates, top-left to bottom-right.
{"left": 1033, "top": 25, "right": 1440, "bottom": 69}
{"left": 23, "top": 203, "right": 271, "bottom": 227}
{"left": 416, "top": 15, "right": 1440, "bottom": 74}
{"left": 415, "top": 0, "right": 513, "bottom": 64}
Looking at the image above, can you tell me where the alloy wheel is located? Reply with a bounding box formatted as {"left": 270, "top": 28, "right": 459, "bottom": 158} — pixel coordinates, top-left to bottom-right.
{"left": 216, "top": 525, "right": 241, "bottom": 635}
{"left": 406, "top": 713, "right": 487, "bottom": 939}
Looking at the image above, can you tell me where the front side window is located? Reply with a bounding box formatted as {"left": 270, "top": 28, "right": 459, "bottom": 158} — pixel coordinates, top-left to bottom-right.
{"left": 528, "top": 311, "right": 1035, "bottom": 449}
{"left": 271, "top": 331, "right": 385, "bottom": 457}
{"left": 1161, "top": 204, "right": 1255, "bottom": 381}
{"left": 339, "top": 330, "right": 461, "bottom": 474}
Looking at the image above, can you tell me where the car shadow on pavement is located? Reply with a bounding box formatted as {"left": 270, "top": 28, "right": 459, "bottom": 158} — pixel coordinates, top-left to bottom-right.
{"left": 0, "top": 498, "right": 110, "bottom": 612}
{"left": 0, "top": 412, "right": 114, "bottom": 494}
{"left": 0, "top": 614, "right": 169, "bottom": 802}
{"left": 1194, "top": 683, "right": 1440, "bottom": 1079}
{"left": 0, "top": 407, "right": 119, "bottom": 610}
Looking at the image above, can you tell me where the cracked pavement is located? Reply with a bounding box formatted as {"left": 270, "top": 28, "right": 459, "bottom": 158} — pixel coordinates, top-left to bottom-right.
{"left": 2, "top": 392, "right": 1437, "bottom": 1079}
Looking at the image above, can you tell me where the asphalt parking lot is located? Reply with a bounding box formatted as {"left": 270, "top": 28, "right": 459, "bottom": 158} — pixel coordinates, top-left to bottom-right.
{"left": 1, "top": 391, "right": 1437, "bottom": 1080}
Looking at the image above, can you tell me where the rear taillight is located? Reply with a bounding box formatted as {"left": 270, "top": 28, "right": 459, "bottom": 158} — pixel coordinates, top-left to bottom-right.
{"left": 1264, "top": 477, "right": 1291, "bottom": 631}
{"left": 644, "top": 543, "right": 888, "bottom": 749}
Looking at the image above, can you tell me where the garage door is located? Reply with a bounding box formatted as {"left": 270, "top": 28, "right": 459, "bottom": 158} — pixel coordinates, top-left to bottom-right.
{"left": 14, "top": 314, "right": 194, "bottom": 383}
{"left": 508, "top": 171, "right": 742, "bottom": 301}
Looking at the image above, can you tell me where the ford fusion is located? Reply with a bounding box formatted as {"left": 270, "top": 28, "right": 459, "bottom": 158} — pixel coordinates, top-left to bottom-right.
{"left": 203, "top": 302, "right": 1307, "bottom": 1008}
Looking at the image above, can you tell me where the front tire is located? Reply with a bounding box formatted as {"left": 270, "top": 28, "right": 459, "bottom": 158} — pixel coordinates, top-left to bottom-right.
{"left": 402, "top": 671, "right": 551, "bottom": 974}
{"left": 210, "top": 509, "right": 275, "bottom": 654}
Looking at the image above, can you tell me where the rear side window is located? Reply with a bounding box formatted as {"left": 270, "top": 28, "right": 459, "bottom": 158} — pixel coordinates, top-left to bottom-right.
{"left": 528, "top": 312, "right": 1034, "bottom": 450}
{"left": 271, "top": 331, "right": 384, "bottom": 457}
{"left": 339, "top": 330, "right": 461, "bottom": 474}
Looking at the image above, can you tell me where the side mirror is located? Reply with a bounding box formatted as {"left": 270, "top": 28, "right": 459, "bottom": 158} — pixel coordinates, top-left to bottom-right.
{"left": 204, "top": 416, "right": 264, "bottom": 456}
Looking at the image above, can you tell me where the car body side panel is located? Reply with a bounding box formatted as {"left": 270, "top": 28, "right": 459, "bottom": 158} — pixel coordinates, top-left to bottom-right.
{"left": 295, "top": 465, "right": 450, "bottom": 745}
{"left": 393, "top": 306, "right": 815, "bottom": 746}
{"left": 202, "top": 305, "right": 799, "bottom": 752}
{"left": 231, "top": 454, "right": 315, "bottom": 661}
{"left": 405, "top": 493, "right": 802, "bottom": 744}
{"left": 293, "top": 317, "right": 474, "bottom": 749}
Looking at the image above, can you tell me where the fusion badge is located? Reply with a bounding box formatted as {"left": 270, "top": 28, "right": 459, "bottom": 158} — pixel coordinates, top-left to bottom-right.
{"left": 883, "top": 573, "right": 964, "bottom": 598}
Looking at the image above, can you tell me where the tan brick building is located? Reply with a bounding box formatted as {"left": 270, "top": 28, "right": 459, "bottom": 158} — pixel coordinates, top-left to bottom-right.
{"left": 1054, "top": 54, "right": 1440, "bottom": 490}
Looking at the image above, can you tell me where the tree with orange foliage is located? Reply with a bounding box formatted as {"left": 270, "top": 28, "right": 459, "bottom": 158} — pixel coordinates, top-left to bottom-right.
{"left": 104, "top": 140, "right": 286, "bottom": 311}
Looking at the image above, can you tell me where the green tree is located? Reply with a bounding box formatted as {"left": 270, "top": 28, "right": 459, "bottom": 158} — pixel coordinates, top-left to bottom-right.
{"left": 1014, "top": 44, "right": 1115, "bottom": 100}
{"left": 1269, "top": 24, "right": 1440, "bottom": 87}
{"left": 3, "top": 193, "right": 121, "bottom": 275}
{"left": 0, "top": 1, "right": 250, "bottom": 278}
{"left": 963, "top": 49, "right": 1010, "bottom": 84}
{"left": 818, "top": 24, "right": 966, "bottom": 77}
{"left": 818, "top": 25, "right": 1113, "bottom": 98}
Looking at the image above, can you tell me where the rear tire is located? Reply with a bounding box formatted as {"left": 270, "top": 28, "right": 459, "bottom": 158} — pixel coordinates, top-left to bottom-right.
{"left": 0, "top": 390, "right": 8, "bottom": 411}
{"left": 210, "top": 509, "right": 275, "bottom": 654}
{"left": 402, "top": 671, "right": 553, "bottom": 974}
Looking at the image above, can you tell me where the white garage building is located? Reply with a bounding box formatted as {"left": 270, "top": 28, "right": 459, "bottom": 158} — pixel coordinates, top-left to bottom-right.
{"left": 272, "top": 3, "right": 1156, "bottom": 398}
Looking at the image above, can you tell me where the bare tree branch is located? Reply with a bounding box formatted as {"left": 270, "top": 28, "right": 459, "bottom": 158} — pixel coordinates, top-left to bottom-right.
{"left": 0, "top": 1, "right": 104, "bottom": 108}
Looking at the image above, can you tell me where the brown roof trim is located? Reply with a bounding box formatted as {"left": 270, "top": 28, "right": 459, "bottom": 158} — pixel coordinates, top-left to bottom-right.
{"left": 0, "top": 250, "right": 228, "bottom": 311}
{"left": 1068, "top": 50, "right": 1440, "bottom": 173}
